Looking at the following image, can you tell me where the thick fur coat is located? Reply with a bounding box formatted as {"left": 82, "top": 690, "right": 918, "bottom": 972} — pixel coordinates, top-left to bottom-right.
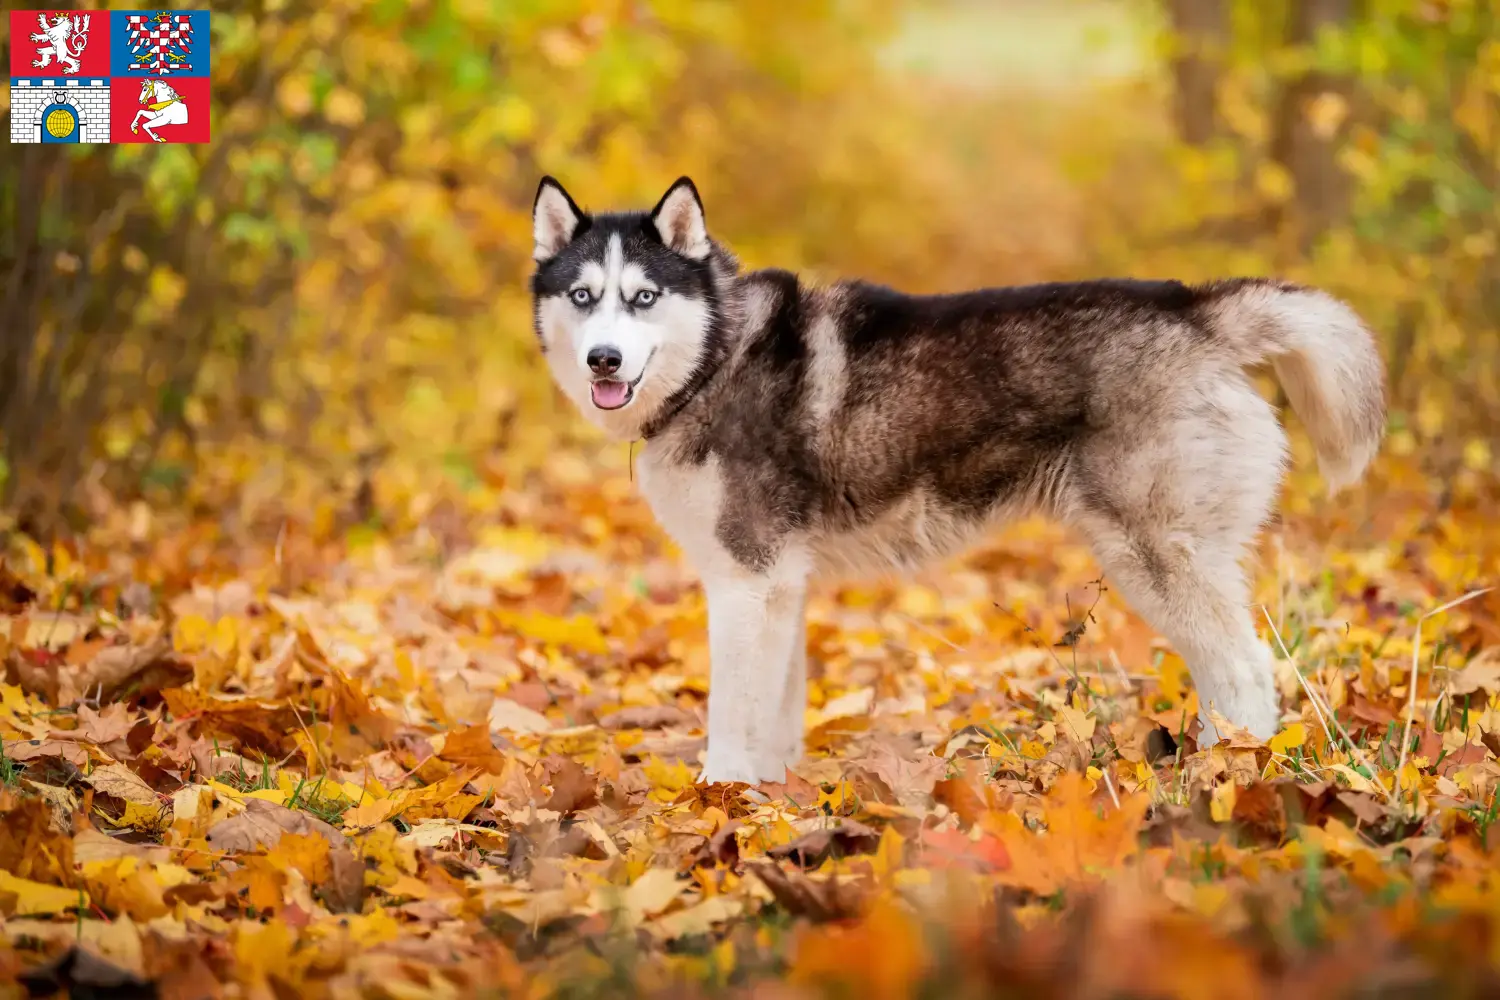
{"left": 530, "top": 177, "right": 1386, "bottom": 784}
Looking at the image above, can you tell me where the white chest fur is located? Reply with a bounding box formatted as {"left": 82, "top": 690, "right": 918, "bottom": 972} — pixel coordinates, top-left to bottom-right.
{"left": 635, "top": 446, "right": 735, "bottom": 579}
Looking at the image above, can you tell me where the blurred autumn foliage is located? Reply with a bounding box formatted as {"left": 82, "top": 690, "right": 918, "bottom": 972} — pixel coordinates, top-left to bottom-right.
{"left": 3, "top": 0, "right": 1493, "bottom": 532}
{"left": 3, "top": 1, "right": 1500, "bottom": 998}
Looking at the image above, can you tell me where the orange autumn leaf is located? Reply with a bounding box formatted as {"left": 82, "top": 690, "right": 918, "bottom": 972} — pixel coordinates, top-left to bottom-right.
{"left": 987, "top": 772, "right": 1150, "bottom": 896}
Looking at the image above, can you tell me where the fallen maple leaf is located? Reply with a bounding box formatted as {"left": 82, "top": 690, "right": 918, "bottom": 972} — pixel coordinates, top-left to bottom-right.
{"left": 57, "top": 703, "right": 136, "bottom": 745}
{"left": 769, "top": 818, "right": 882, "bottom": 868}
{"left": 4, "top": 738, "right": 88, "bottom": 768}
{"left": 917, "top": 827, "right": 1012, "bottom": 873}
{"left": 748, "top": 863, "right": 869, "bottom": 922}
{"left": 619, "top": 867, "right": 686, "bottom": 924}
{"left": 487, "top": 698, "right": 552, "bottom": 735}
{"left": 435, "top": 723, "right": 509, "bottom": 774}
{"left": 84, "top": 763, "right": 158, "bottom": 806}
{"left": 788, "top": 896, "right": 925, "bottom": 1000}
{"left": 0, "top": 870, "right": 85, "bottom": 916}
{"left": 207, "top": 797, "right": 346, "bottom": 852}
{"left": 70, "top": 637, "right": 185, "bottom": 703}
{"left": 597, "top": 704, "right": 693, "bottom": 730}
{"left": 647, "top": 894, "right": 742, "bottom": 940}
{"left": 1267, "top": 722, "right": 1307, "bottom": 755}
{"left": 757, "top": 767, "right": 820, "bottom": 807}
{"left": 991, "top": 772, "right": 1149, "bottom": 896}
{"left": 540, "top": 754, "right": 598, "bottom": 814}
{"left": 849, "top": 742, "right": 947, "bottom": 807}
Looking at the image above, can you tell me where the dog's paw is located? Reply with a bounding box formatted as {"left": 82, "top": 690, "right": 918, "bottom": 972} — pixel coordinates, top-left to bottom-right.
{"left": 1199, "top": 697, "right": 1280, "bottom": 746}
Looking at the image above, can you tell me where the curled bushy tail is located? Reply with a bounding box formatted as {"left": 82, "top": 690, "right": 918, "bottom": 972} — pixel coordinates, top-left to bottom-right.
{"left": 1202, "top": 279, "right": 1387, "bottom": 493}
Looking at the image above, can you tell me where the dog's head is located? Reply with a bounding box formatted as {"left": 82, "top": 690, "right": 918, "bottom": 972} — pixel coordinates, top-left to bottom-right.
{"left": 530, "top": 176, "right": 728, "bottom": 440}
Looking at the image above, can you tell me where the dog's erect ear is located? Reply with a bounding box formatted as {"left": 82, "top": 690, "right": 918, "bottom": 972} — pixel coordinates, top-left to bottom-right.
{"left": 533, "top": 177, "right": 584, "bottom": 262}
{"left": 649, "top": 177, "right": 710, "bottom": 259}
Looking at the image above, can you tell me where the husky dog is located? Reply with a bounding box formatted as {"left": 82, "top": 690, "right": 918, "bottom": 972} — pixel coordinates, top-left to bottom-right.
{"left": 530, "top": 176, "right": 1386, "bottom": 785}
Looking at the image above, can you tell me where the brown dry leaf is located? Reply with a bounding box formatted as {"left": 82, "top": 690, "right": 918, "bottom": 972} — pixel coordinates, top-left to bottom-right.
{"left": 71, "top": 637, "right": 185, "bottom": 702}
{"left": 769, "top": 818, "right": 882, "bottom": 869}
{"left": 540, "top": 754, "right": 598, "bottom": 814}
{"left": 15, "top": 944, "right": 151, "bottom": 997}
{"left": 1231, "top": 781, "right": 1289, "bottom": 841}
{"left": 23, "top": 781, "right": 79, "bottom": 831}
{"left": 0, "top": 792, "right": 76, "bottom": 884}
{"left": 65, "top": 703, "right": 136, "bottom": 744}
{"left": 84, "top": 763, "right": 159, "bottom": 805}
{"left": 207, "top": 797, "right": 346, "bottom": 852}
{"left": 4, "top": 739, "right": 89, "bottom": 768}
{"left": 1336, "top": 791, "right": 1389, "bottom": 826}
{"left": 597, "top": 705, "right": 693, "bottom": 730}
{"left": 323, "top": 845, "right": 365, "bottom": 913}
{"left": 436, "top": 723, "right": 509, "bottom": 773}
{"left": 850, "top": 743, "right": 947, "bottom": 807}
{"left": 757, "top": 768, "right": 820, "bottom": 807}
{"left": 749, "top": 863, "right": 869, "bottom": 922}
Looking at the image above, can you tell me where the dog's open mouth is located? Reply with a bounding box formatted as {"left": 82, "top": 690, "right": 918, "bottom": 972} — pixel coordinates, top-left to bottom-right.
{"left": 590, "top": 352, "right": 651, "bottom": 411}
{"left": 590, "top": 379, "right": 633, "bottom": 410}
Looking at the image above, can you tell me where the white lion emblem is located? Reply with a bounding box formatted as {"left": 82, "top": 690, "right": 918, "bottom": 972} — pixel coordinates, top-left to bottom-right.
{"left": 29, "top": 13, "right": 91, "bottom": 76}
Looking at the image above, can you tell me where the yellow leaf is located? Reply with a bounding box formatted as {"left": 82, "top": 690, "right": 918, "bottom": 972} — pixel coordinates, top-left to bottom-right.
{"left": 816, "top": 779, "right": 855, "bottom": 815}
{"left": 343, "top": 796, "right": 399, "bottom": 831}
{"left": 209, "top": 616, "right": 241, "bottom": 659}
{"left": 172, "top": 613, "right": 213, "bottom": 654}
{"left": 870, "top": 825, "right": 906, "bottom": 883}
{"left": 644, "top": 756, "right": 696, "bottom": 802}
{"left": 650, "top": 895, "right": 743, "bottom": 940}
{"left": 1268, "top": 723, "right": 1307, "bottom": 755}
{"left": 1056, "top": 704, "right": 1096, "bottom": 743}
{"left": 1210, "top": 781, "right": 1238, "bottom": 823}
{"left": 0, "top": 871, "right": 84, "bottom": 916}
{"left": 109, "top": 800, "right": 168, "bottom": 830}
{"left": 492, "top": 609, "right": 608, "bottom": 654}
{"left": 623, "top": 866, "right": 685, "bottom": 924}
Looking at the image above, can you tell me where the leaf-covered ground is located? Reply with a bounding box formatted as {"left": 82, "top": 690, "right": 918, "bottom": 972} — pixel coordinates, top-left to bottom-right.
{"left": 2, "top": 443, "right": 1499, "bottom": 999}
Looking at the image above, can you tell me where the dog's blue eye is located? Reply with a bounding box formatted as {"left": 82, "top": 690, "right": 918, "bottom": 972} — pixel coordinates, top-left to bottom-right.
{"left": 633, "top": 289, "right": 657, "bottom": 307}
{"left": 570, "top": 288, "right": 593, "bottom": 306}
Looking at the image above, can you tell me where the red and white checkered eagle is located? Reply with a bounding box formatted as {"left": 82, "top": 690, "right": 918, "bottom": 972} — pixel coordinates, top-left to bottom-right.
{"left": 125, "top": 11, "right": 195, "bottom": 74}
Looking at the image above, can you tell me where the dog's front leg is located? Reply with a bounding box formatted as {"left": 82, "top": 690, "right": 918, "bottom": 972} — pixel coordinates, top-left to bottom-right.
{"left": 775, "top": 595, "right": 808, "bottom": 769}
{"left": 701, "top": 571, "right": 806, "bottom": 785}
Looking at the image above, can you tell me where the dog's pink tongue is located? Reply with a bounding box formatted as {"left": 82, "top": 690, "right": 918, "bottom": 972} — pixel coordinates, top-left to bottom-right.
{"left": 591, "top": 380, "right": 630, "bottom": 409}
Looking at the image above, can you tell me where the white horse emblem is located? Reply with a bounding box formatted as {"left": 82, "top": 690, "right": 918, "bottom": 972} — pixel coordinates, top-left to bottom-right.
{"left": 131, "top": 78, "right": 188, "bottom": 143}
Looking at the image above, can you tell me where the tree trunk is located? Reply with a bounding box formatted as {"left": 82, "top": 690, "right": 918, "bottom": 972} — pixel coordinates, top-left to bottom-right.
{"left": 1268, "top": 0, "right": 1354, "bottom": 253}
{"left": 1165, "top": 0, "right": 1230, "bottom": 146}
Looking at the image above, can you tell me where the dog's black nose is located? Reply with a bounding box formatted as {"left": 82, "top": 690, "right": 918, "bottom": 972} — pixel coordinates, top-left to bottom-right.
{"left": 586, "top": 345, "right": 622, "bottom": 376}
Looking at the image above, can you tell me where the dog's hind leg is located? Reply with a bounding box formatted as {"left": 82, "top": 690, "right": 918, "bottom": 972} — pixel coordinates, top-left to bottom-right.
{"left": 1080, "top": 523, "right": 1281, "bottom": 742}
{"left": 1071, "top": 377, "right": 1288, "bottom": 742}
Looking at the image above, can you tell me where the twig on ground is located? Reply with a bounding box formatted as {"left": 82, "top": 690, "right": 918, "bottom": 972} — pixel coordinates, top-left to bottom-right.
{"left": 1396, "top": 588, "right": 1493, "bottom": 796}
